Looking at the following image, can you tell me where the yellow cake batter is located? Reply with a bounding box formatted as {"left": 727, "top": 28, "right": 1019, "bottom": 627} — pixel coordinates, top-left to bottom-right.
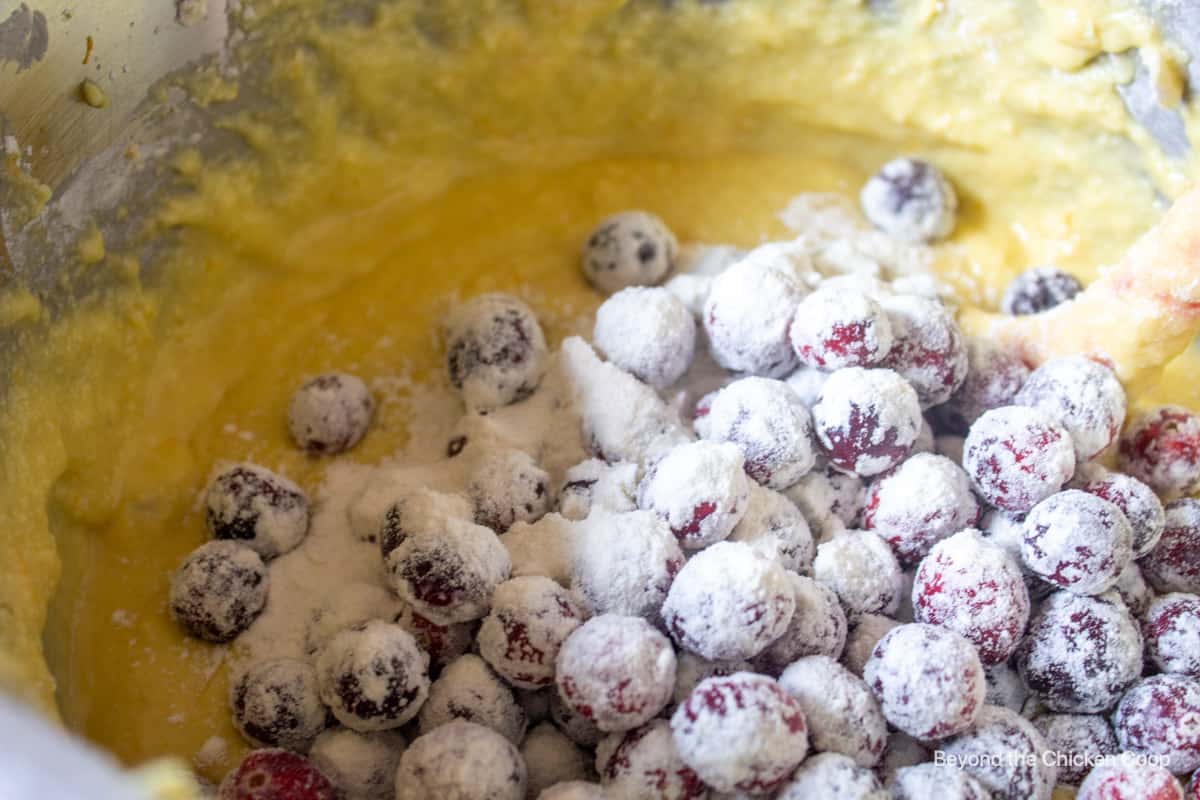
{"left": 3, "top": 0, "right": 1200, "bottom": 788}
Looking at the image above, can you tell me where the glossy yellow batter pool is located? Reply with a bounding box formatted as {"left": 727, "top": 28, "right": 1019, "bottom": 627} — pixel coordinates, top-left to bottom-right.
{"left": 3, "top": 0, "right": 1200, "bottom": 787}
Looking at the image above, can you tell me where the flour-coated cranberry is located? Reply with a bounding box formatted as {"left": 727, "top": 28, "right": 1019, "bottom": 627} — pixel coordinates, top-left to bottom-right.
{"left": 1000, "top": 266, "right": 1083, "bottom": 316}
{"left": 670, "top": 673, "right": 809, "bottom": 794}
{"left": 231, "top": 658, "right": 327, "bottom": 752}
{"left": 384, "top": 516, "right": 511, "bottom": 625}
{"left": 206, "top": 463, "right": 310, "bottom": 559}
{"left": 1014, "top": 356, "right": 1126, "bottom": 462}
{"left": 670, "top": 651, "right": 752, "bottom": 708}
{"left": 638, "top": 440, "right": 751, "bottom": 550}
{"left": 790, "top": 286, "right": 894, "bottom": 370}
{"left": 662, "top": 541, "right": 795, "bottom": 661}
{"left": 1113, "top": 561, "right": 1156, "bottom": 618}
{"left": 779, "top": 655, "right": 887, "bottom": 768}
{"left": 315, "top": 620, "right": 430, "bottom": 732}
{"left": 596, "top": 719, "right": 707, "bottom": 800}
{"left": 555, "top": 614, "right": 675, "bottom": 733}
{"left": 863, "top": 453, "right": 979, "bottom": 565}
{"left": 1077, "top": 755, "right": 1185, "bottom": 800}
{"left": 582, "top": 211, "right": 677, "bottom": 295}
{"left": 377, "top": 487, "right": 473, "bottom": 557}
{"left": 1113, "top": 674, "right": 1200, "bottom": 775}
{"left": 218, "top": 749, "right": 335, "bottom": 800}
{"left": 859, "top": 157, "right": 957, "bottom": 243}
{"left": 912, "top": 529, "right": 1030, "bottom": 665}
{"left": 985, "top": 663, "right": 1029, "bottom": 713}
{"left": 941, "top": 706, "right": 1057, "bottom": 800}
{"left": 784, "top": 464, "right": 866, "bottom": 543}
{"left": 1119, "top": 406, "right": 1200, "bottom": 497}
{"left": 813, "top": 529, "right": 903, "bottom": 620}
{"left": 1079, "top": 470, "right": 1166, "bottom": 558}
{"left": 962, "top": 406, "right": 1075, "bottom": 512}
{"left": 307, "top": 728, "right": 406, "bottom": 800}
{"left": 521, "top": 722, "right": 589, "bottom": 799}
{"left": 1021, "top": 490, "right": 1133, "bottom": 595}
{"left": 889, "top": 764, "right": 991, "bottom": 800}
{"left": 395, "top": 720, "right": 527, "bottom": 800}
{"left": 169, "top": 541, "right": 268, "bottom": 643}
{"left": 863, "top": 623, "right": 985, "bottom": 740}
{"left": 700, "top": 377, "right": 817, "bottom": 490}
{"left": 1032, "top": 713, "right": 1118, "bottom": 787}
{"left": 1143, "top": 499, "right": 1200, "bottom": 594}
{"left": 751, "top": 573, "right": 847, "bottom": 675}
{"left": 418, "top": 654, "right": 527, "bottom": 744}
{"left": 445, "top": 293, "right": 548, "bottom": 412}
{"left": 880, "top": 295, "right": 968, "bottom": 408}
{"left": 727, "top": 483, "right": 815, "bottom": 574}
{"left": 478, "top": 576, "right": 585, "bottom": 690}
{"left": 813, "top": 367, "right": 923, "bottom": 477}
{"left": 556, "top": 458, "right": 639, "bottom": 522}
{"left": 1145, "top": 593, "right": 1200, "bottom": 678}
{"left": 841, "top": 614, "right": 900, "bottom": 678}
{"left": 287, "top": 373, "right": 374, "bottom": 455}
{"left": 468, "top": 449, "right": 551, "bottom": 533}
{"left": 703, "top": 247, "right": 805, "bottom": 378}
{"left": 569, "top": 510, "right": 684, "bottom": 624}
{"left": 538, "top": 783, "right": 607, "bottom": 800}
{"left": 593, "top": 286, "right": 696, "bottom": 388}
{"left": 1014, "top": 591, "right": 1142, "bottom": 714}
{"left": 549, "top": 691, "right": 604, "bottom": 748}
{"left": 393, "top": 605, "right": 476, "bottom": 668}
{"left": 775, "top": 752, "right": 886, "bottom": 799}
{"left": 932, "top": 338, "right": 1030, "bottom": 435}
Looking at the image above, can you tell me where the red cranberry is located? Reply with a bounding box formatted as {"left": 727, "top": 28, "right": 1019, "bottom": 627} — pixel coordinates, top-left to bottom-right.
{"left": 596, "top": 719, "right": 707, "bottom": 800}
{"left": 1077, "top": 755, "right": 1185, "bottom": 800}
{"left": 169, "top": 541, "right": 268, "bottom": 644}
{"left": 1021, "top": 490, "right": 1133, "bottom": 595}
{"left": 315, "top": 620, "right": 430, "bottom": 732}
{"left": 478, "top": 576, "right": 585, "bottom": 690}
{"left": 1114, "top": 675, "right": 1200, "bottom": 775}
{"left": 790, "top": 286, "right": 895, "bottom": 370}
{"left": 206, "top": 463, "right": 310, "bottom": 559}
{"left": 863, "top": 453, "right": 979, "bottom": 565}
{"left": 700, "top": 377, "right": 818, "bottom": 490}
{"left": 1032, "top": 713, "right": 1118, "bottom": 786}
{"left": 1119, "top": 406, "right": 1200, "bottom": 497}
{"left": 863, "top": 623, "right": 986, "bottom": 740}
{"left": 775, "top": 752, "right": 885, "bottom": 798}
{"left": 419, "top": 653, "right": 527, "bottom": 744}
{"left": 1013, "top": 591, "right": 1142, "bottom": 714}
{"left": 1014, "top": 356, "right": 1126, "bottom": 462}
{"left": 395, "top": 720, "right": 526, "bottom": 800}
{"left": 880, "top": 295, "right": 968, "bottom": 408}
{"left": 218, "top": 749, "right": 336, "bottom": 800}
{"left": 384, "top": 516, "right": 511, "bottom": 624}
{"left": 913, "top": 529, "right": 1030, "bottom": 665}
{"left": 813, "top": 529, "right": 903, "bottom": 619}
{"left": 1001, "top": 266, "right": 1083, "bottom": 316}
{"left": 812, "top": 367, "right": 923, "bottom": 477}
{"left": 1143, "top": 499, "right": 1200, "bottom": 594}
{"left": 962, "top": 405, "right": 1075, "bottom": 513}
{"left": 670, "top": 673, "right": 809, "bottom": 794}
{"left": 662, "top": 541, "right": 795, "bottom": 661}
{"left": 231, "top": 659, "right": 327, "bottom": 752}
{"left": 751, "top": 574, "right": 848, "bottom": 675}
{"left": 941, "top": 706, "right": 1057, "bottom": 800}
{"left": 779, "top": 655, "right": 887, "bottom": 768}
{"left": 932, "top": 338, "right": 1029, "bottom": 435}
{"left": 703, "top": 247, "right": 805, "bottom": 378}
{"left": 593, "top": 286, "right": 696, "bottom": 388}
{"left": 1079, "top": 471, "right": 1166, "bottom": 558}
{"left": 638, "top": 441, "right": 751, "bottom": 550}
{"left": 555, "top": 614, "right": 675, "bottom": 732}
{"left": 1145, "top": 593, "right": 1200, "bottom": 678}
{"left": 859, "top": 158, "right": 957, "bottom": 243}
{"left": 444, "top": 293, "right": 548, "bottom": 412}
